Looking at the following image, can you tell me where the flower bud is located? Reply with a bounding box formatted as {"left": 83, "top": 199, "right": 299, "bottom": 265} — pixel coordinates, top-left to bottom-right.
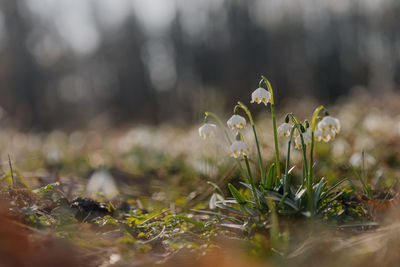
{"left": 285, "top": 114, "right": 290, "bottom": 123}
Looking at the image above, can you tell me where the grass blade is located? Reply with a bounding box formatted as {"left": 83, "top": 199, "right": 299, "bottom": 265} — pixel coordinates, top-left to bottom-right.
{"left": 351, "top": 167, "right": 372, "bottom": 198}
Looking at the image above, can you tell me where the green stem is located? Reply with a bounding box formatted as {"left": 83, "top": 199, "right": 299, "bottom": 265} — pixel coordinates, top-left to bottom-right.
{"left": 236, "top": 102, "right": 265, "bottom": 184}
{"left": 252, "top": 125, "right": 265, "bottom": 183}
{"left": 287, "top": 114, "right": 308, "bottom": 188}
{"left": 299, "top": 134, "right": 308, "bottom": 188}
{"left": 236, "top": 160, "right": 250, "bottom": 184}
{"left": 284, "top": 126, "right": 296, "bottom": 195}
{"left": 205, "top": 112, "right": 232, "bottom": 145}
{"left": 266, "top": 198, "right": 280, "bottom": 250}
{"left": 205, "top": 111, "right": 249, "bottom": 183}
{"left": 261, "top": 76, "right": 281, "bottom": 184}
{"left": 244, "top": 156, "right": 260, "bottom": 209}
{"left": 271, "top": 103, "right": 281, "bottom": 184}
{"left": 308, "top": 105, "right": 324, "bottom": 217}
{"left": 308, "top": 131, "right": 315, "bottom": 216}
{"left": 302, "top": 161, "right": 306, "bottom": 188}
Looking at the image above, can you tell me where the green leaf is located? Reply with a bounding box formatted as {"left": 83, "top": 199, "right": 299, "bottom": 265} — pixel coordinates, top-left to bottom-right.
{"left": 263, "top": 190, "right": 299, "bottom": 211}
{"left": 215, "top": 202, "right": 245, "bottom": 215}
{"left": 239, "top": 182, "right": 266, "bottom": 205}
{"left": 265, "top": 163, "right": 275, "bottom": 190}
{"left": 321, "top": 178, "right": 349, "bottom": 200}
{"left": 351, "top": 167, "right": 372, "bottom": 198}
{"left": 219, "top": 223, "right": 246, "bottom": 231}
{"left": 228, "top": 183, "right": 250, "bottom": 214}
{"left": 313, "top": 178, "right": 325, "bottom": 213}
{"left": 228, "top": 183, "right": 246, "bottom": 204}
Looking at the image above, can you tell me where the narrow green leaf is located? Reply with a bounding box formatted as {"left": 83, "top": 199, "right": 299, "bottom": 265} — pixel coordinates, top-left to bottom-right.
{"left": 219, "top": 223, "right": 246, "bottom": 231}
{"left": 313, "top": 178, "right": 325, "bottom": 213}
{"left": 215, "top": 203, "right": 245, "bottom": 215}
{"left": 228, "top": 183, "right": 246, "bottom": 204}
{"left": 263, "top": 190, "right": 299, "bottom": 211}
{"left": 265, "top": 163, "right": 275, "bottom": 190}
{"left": 322, "top": 178, "right": 349, "bottom": 198}
{"left": 351, "top": 167, "right": 372, "bottom": 198}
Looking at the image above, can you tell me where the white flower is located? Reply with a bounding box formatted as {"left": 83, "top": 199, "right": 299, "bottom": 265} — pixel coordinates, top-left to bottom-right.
{"left": 227, "top": 115, "right": 246, "bottom": 130}
{"left": 294, "top": 135, "right": 303, "bottom": 149}
{"left": 230, "top": 140, "right": 249, "bottom": 158}
{"left": 198, "top": 123, "right": 217, "bottom": 139}
{"left": 251, "top": 88, "right": 271, "bottom": 106}
{"left": 294, "top": 131, "right": 311, "bottom": 149}
{"left": 86, "top": 170, "right": 119, "bottom": 199}
{"left": 277, "top": 123, "right": 292, "bottom": 137}
{"left": 350, "top": 152, "right": 376, "bottom": 169}
{"left": 303, "top": 129, "right": 312, "bottom": 146}
{"left": 314, "top": 128, "right": 334, "bottom": 142}
{"left": 318, "top": 116, "right": 341, "bottom": 135}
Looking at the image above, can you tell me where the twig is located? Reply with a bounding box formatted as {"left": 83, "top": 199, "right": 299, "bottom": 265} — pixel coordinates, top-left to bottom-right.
{"left": 82, "top": 211, "right": 92, "bottom": 224}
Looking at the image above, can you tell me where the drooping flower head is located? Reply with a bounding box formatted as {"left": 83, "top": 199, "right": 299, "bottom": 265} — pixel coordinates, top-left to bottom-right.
{"left": 277, "top": 123, "right": 292, "bottom": 137}
{"left": 198, "top": 123, "right": 217, "bottom": 139}
{"left": 294, "top": 135, "right": 303, "bottom": 150}
{"left": 314, "top": 115, "right": 340, "bottom": 143}
{"left": 314, "top": 128, "right": 333, "bottom": 142}
{"left": 251, "top": 88, "right": 271, "bottom": 106}
{"left": 294, "top": 129, "right": 311, "bottom": 149}
{"left": 318, "top": 116, "right": 341, "bottom": 135}
{"left": 230, "top": 140, "right": 249, "bottom": 159}
{"left": 227, "top": 115, "right": 246, "bottom": 130}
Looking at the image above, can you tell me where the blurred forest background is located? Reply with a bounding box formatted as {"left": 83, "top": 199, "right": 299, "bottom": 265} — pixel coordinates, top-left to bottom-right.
{"left": 0, "top": 0, "right": 399, "bottom": 130}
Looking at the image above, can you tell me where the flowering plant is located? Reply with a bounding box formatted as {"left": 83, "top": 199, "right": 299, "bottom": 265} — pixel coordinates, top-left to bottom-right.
{"left": 199, "top": 76, "right": 344, "bottom": 219}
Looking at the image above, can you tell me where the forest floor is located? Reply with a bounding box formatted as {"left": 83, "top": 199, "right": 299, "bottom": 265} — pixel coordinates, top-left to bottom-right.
{"left": 1, "top": 92, "right": 400, "bottom": 267}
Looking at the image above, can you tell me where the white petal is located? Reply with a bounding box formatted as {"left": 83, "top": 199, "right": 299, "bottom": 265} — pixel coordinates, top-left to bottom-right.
{"left": 199, "top": 123, "right": 217, "bottom": 139}
{"left": 278, "top": 123, "right": 292, "bottom": 137}
{"left": 251, "top": 88, "right": 271, "bottom": 105}
{"left": 230, "top": 141, "right": 249, "bottom": 158}
{"left": 227, "top": 115, "right": 246, "bottom": 130}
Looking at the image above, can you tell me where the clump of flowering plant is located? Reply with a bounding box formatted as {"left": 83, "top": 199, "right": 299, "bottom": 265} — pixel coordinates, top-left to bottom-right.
{"left": 199, "top": 76, "right": 345, "bottom": 219}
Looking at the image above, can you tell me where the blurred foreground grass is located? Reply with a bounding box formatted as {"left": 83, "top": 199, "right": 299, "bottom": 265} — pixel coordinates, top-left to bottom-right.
{"left": 0, "top": 91, "right": 400, "bottom": 266}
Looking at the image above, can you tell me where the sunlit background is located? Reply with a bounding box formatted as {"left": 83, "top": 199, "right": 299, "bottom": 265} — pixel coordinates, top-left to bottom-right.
{"left": 0, "top": 0, "right": 399, "bottom": 130}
